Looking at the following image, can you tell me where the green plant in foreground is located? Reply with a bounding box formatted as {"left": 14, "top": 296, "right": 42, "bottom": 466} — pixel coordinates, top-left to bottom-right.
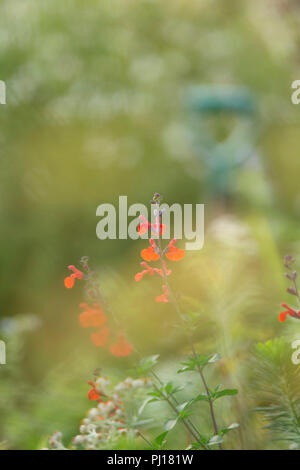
{"left": 252, "top": 338, "right": 300, "bottom": 449}
{"left": 137, "top": 353, "right": 239, "bottom": 450}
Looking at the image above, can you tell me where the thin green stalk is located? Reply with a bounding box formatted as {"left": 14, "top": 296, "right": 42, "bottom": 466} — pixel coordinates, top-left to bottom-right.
{"left": 137, "top": 430, "right": 154, "bottom": 448}
{"left": 151, "top": 381, "right": 208, "bottom": 449}
{"left": 150, "top": 369, "right": 208, "bottom": 449}
{"left": 154, "top": 204, "right": 222, "bottom": 450}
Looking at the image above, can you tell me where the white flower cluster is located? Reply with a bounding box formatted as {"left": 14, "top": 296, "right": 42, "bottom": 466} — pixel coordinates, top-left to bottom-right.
{"left": 72, "top": 376, "right": 153, "bottom": 449}
{"left": 72, "top": 398, "right": 125, "bottom": 449}
{"left": 47, "top": 375, "right": 152, "bottom": 450}
{"left": 113, "top": 377, "right": 153, "bottom": 393}
{"left": 47, "top": 431, "right": 66, "bottom": 450}
{"left": 94, "top": 376, "right": 111, "bottom": 393}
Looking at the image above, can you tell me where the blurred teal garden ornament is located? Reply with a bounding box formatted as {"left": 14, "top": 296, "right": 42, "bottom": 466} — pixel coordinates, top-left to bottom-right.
{"left": 185, "top": 85, "right": 258, "bottom": 198}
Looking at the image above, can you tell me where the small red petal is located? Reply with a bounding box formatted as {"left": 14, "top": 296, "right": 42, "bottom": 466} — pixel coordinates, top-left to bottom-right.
{"left": 165, "top": 247, "right": 185, "bottom": 261}
{"left": 134, "top": 272, "right": 143, "bottom": 282}
{"left": 87, "top": 388, "right": 101, "bottom": 401}
{"left": 155, "top": 294, "right": 168, "bottom": 303}
{"left": 138, "top": 223, "right": 150, "bottom": 235}
{"left": 141, "top": 247, "right": 160, "bottom": 262}
{"left": 68, "top": 265, "right": 83, "bottom": 280}
{"left": 279, "top": 312, "right": 287, "bottom": 323}
{"left": 64, "top": 276, "right": 74, "bottom": 288}
{"left": 151, "top": 223, "right": 166, "bottom": 236}
{"left": 91, "top": 327, "right": 110, "bottom": 347}
{"left": 110, "top": 334, "right": 133, "bottom": 357}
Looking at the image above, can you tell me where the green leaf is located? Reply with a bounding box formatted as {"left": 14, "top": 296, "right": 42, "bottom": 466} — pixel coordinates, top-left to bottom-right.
{"left": 218, "top": 423, "right": 239, "bottom": 436}
{"left": 207, "top": 435, "right": 224, "bottom": 446}
{"left": 164, "top": 382, "right": 173, "bottom": 394}
{"left": 186, "top": 439, "right": 208, "bottom": 450}
{"left": 143, "top": 354, "right": 160, "bottom": 367}
{"left": 177, "top": 353, "right": 220, "bottom": 373}
{"left": 208, "top": 353, "right": 221, "bottom": 363}
{"left": 179, "top": 409, "right": 191, "bottom": 419}
{"left": 153, "top": 431, "right": 168, "bottom": 449}
{"left": 162, "top": 382, "right": 183, "bottom": 397}
{"left": 192, "top": 393, "right": 210, "bottom": 403}
{"left": 133, "top": 418, "right": 153, "bottom": 427}
{"left": 212, "top": 389, "right": 238, "bottom": 400}
{"left": 135, "top": 354, "right": 160, "bottom": 375}
{"left": 176, "top": 402, "right": 189, "bottom": 412}
{"left": 164, "top": 418, "right": 178, "bottom": 431}
{"left": 138, "top": 397, "right": 156, "bottom": 416}
{"left": 147, "top": 390, "right": 162, "bottom": 398}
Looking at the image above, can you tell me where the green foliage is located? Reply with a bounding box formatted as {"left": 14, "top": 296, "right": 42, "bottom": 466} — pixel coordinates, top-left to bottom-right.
{"left": 177, "top": 353, "right": 221, "bottom": 373}
{"left": 152, "top": 431, "right": 168, "bottom": 450}
{"left": 140, "top": 353, "right": 239, "bottom": 450}
{"left": 211, "top": 388, "right": 239, "bottom": 401}
{"left": 187, "top": 423, "right": 239, "bottom": 450}
{"left": 148, "top": 382, "right": 184, "bottom": 403}
{"left": 133, "top": 355, "right": 160, "bottom": 377}
{"left": 252, "top": 338, "right": 300, "bottom": 449}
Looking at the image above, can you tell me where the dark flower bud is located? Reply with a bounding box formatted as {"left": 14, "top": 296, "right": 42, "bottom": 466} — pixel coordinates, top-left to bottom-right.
{"left": 292, "top": 271, "right": 298, "bottom": 280}
{"left": 284, "top": 255, "right": 295, "bottom": 268}
{"left": 287, "top": 287, "right": 297, "bottom": 296}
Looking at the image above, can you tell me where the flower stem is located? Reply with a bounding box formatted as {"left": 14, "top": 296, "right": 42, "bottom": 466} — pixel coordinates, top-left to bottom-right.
{"left": 151, "top": 381, "right": 208, "bottom": 449}
{"left": 137, "top": 430, "right": 154, "bottom": 448}
{"left": 155, "top": 203, "right": 222, "bottom": 450}
{"left": 150, "top": 369, "right": 208, "bottom": 449}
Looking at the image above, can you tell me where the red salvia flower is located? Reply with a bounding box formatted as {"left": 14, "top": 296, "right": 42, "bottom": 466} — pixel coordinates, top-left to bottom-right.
{"left": 64, "top": 276, "right": 75, "bottom": 288}
{"left": 79, "top": 303, "right": 107, "bottom": 328}
{"left": 138, "top": 216, "right": 166, "bottom": 236}
{"left": 134, "top": 267, "right": 153, "bottom": 282}
{"left": 155, "top": 285, "right": 169, "bottom": 303}
{"left": 134, "top": 261, "right": 171, "bottom": 282}
{"left": 64, "top": 260, "right": 134, "bottom": 359}
{"left": 165, "top": 239, "right": 185, "bottom": 261}
{"left": 87, "top": 381, "right": 102, "bottom": 401}
{"left": 64, "top": 265, "right": 83, "bottom": 289}
{"left": 109, "top": 333, "right": 133, "bottom": 357}
{"left": 136, "top": 201, "right": 184, "bottom": 304}
{"left": 160, "top": 260, "right": 172, "bottom": 277}
{"left": 141, "top": 239, "right": 160, "bottom": 262}
{"left": 87, "top": 388, "right": 101, "bottom": 401}
{"left": 91, "top": 326, "right": 110, "bottom": 347}
{"left": 278, "top": 303, "right": 300, "bottom": 322}
{"left": 138, "top": 217, "right": 150, "bottom": 235}
{"left": 150, "top": 223, "right": 166, "bottom": 236}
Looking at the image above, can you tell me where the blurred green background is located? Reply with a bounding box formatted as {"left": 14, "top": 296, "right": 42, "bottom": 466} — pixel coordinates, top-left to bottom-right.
{"left": 1, "top": 0, "right": 300, "bottom": 450}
